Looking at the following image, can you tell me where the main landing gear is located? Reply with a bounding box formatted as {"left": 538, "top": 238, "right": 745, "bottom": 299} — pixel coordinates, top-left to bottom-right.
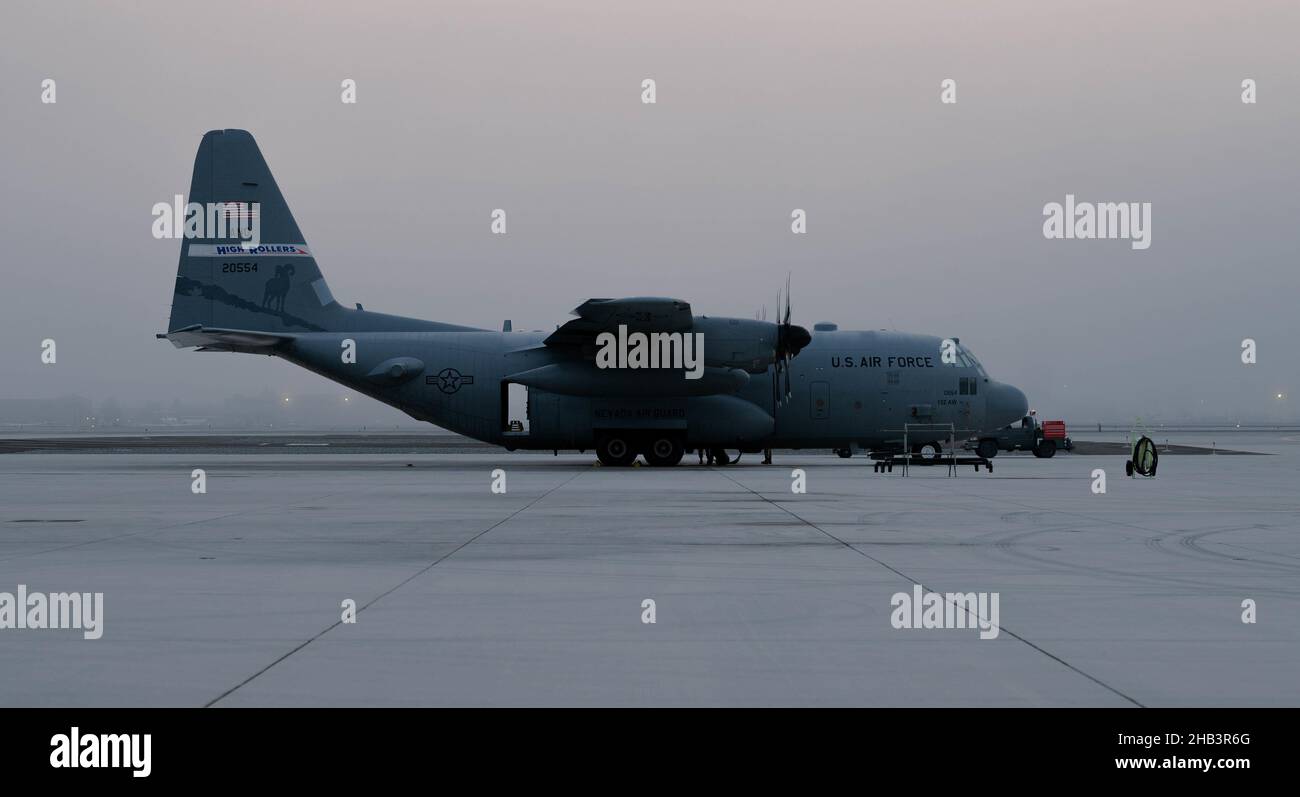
{"left": 595, "top": 433, "right": 684, "bottom": 467}
{"left": 595, "top": 434, "right": 638, "bottom": 466}
{"left": 645, "top": 436, "right": 684, "bottom": 467}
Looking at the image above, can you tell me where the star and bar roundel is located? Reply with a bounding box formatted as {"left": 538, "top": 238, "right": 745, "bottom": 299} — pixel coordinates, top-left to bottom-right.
{"left": 426, "top": 368, "right": 474, "bottom": 394}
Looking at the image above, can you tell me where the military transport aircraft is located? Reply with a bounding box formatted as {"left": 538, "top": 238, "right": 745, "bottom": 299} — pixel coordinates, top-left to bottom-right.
{"left": 160, "top": 130, "right": 1028, "bottom": 466}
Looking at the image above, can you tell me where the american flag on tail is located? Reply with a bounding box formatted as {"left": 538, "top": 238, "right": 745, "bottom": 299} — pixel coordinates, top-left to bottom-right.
{"left": 215, "top": 201, "right": 259, "bottom": 222}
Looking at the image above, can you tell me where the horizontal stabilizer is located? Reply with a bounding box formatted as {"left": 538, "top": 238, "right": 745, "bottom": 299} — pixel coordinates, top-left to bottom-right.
{"left": 158, "top": 325, "right": 296, "bottom": 351}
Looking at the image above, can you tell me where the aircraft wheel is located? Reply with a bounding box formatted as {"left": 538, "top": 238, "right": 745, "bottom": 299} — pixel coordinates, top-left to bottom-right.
{"left": 976, "top": 439, "right": 998, "bottom": 460}
{"left": 596, "top": 435, "right": 638, "bottom": 467}
{"left": 710, "top": 448, "right": 732, "bottom": 465}
{"left": 644, "top": 435, "right": 684, "bottom": 467}
{"left": 1032, "top": 439, "right": 1056, "bottom": 458}
{"left": 836, "top": 448, "right": 852, "bottom": 459}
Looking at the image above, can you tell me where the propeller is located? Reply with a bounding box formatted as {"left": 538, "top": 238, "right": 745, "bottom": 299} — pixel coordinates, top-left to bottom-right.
{"left": 770, "top": 275, "right": 812, "bottom": 412}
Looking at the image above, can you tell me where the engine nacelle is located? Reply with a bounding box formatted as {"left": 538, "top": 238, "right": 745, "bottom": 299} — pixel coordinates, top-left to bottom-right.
{"left": 691, "top": 316, "right": 772, "bottom": 373}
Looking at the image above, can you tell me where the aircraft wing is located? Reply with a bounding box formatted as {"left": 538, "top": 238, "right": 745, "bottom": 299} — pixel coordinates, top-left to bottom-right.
{"left": 157, "top": 325, "right": 296, "bottom": 352}
{"left": 544, "top": 297, "right": 693, "bottom": 347}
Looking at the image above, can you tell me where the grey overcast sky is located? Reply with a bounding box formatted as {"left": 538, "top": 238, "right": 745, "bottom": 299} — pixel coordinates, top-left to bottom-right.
{"left": 2, "top": 0, "right": 1297, "bottom": 423}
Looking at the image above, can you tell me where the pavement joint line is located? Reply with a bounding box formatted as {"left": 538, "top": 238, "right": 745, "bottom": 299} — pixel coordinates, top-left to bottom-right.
{"left": 708, "top": 466, "right": 1147, "bottom": 708}
{"left": 204, "top": 466, "right": 591, "bottom": 707}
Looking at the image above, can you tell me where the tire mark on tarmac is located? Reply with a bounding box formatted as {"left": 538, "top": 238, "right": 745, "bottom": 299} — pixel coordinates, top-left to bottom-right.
{"left": 914, "top": 482, "right": 1300, "bottom": 598}
{"left": 709, "top": 467, "right": 1145, "bottom": 708}
{"left": 204, "top": 466, "right": 590, "bottom": 707}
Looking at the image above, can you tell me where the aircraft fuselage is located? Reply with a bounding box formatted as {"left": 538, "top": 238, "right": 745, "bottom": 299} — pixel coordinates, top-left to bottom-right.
{"left": 278, "top": 325, "right": 1029, "bottom": 454}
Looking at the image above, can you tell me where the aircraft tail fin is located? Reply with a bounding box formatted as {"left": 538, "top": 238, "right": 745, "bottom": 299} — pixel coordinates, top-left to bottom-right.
{"left": 164, "top": 129, "right": 341, "bottom": 337}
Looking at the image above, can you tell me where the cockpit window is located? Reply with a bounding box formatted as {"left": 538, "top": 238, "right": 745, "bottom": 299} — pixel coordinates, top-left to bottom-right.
{"left": 940, "top": 342, "right": 989, "bottom": 376}
{"left": 958, "top": 345, "right": 987, "bottom": 376}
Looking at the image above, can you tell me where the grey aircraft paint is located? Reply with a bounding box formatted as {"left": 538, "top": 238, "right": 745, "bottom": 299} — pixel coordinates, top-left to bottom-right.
{"left": 162, "top": 130, "right": 1028, "bottom": 464}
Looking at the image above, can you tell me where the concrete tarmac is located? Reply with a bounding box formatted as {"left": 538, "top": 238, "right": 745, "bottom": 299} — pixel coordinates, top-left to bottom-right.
{"left": 1, "top": 432, "right": 1296, "bottom": 706}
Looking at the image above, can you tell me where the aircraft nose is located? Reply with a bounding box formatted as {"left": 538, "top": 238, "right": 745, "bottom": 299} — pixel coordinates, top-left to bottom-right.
{"left": 986, "top": 381, "right": 1028, "bottom": 427}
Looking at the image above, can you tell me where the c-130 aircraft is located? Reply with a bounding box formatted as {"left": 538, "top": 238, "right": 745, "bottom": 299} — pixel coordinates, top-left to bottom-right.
{"left": 160, "top": 130, "right": 1029, "bottom": 466}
